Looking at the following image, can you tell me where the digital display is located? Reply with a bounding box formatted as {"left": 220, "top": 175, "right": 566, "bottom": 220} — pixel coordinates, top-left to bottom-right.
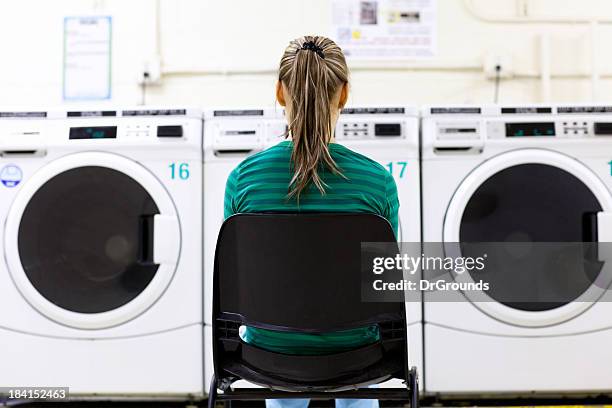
{"left": 157, "top": 125, "right": 183, "bottom": 138}
{"left": 69, "top": 126, "right": 117, "bottom": 140}
{"left": 374, "top": 123, "right": 401, "bottom": 136}
{"left": 594, "top": 122, "right": 612, "bottom": 135}
{"left": 505, "top": 122, "right": 555, "bottom": 137}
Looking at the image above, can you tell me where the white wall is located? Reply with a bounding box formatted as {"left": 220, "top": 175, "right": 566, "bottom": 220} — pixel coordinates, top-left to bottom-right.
{"left": 1, "top": 0, "right": 612, "bottom": 108}
{"left": 0, "top": 0, "right": 159, "bottom": 106}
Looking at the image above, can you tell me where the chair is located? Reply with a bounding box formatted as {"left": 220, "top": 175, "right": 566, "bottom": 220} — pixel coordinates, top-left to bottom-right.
{"left": 208, "top": 213, "right": 418, "bottom": 407}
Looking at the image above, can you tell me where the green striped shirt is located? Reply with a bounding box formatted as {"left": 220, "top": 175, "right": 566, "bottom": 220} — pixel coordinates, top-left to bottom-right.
{"left": 223, "top": 140, "right": 399, "bottom": 355}
{"left": 224, "top": 141, "right": 399, "bottom": 233}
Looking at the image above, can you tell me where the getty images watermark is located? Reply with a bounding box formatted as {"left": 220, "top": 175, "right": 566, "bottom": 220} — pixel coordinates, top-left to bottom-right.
{"left": 371, "top": 252, "right": 489, "bottom": 292}
{"left": 361, "top": 242, "right": 612, "bottom": 303}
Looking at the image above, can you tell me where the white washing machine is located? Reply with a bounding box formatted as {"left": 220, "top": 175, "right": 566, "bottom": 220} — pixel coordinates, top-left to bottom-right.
{"left": 421, "top": 104, "right": 612, "bottom": 396}
{"left": 335, "top": 106, "right": 423, "bottom": 389}
{"left": 203, "top": 107, "right": 287, "bottom": 390}
{"left": 203, "top": 106, "right": 422, "bottom": 390}
{"left": 0, "top": 108, "right": 203, "bottom": 397}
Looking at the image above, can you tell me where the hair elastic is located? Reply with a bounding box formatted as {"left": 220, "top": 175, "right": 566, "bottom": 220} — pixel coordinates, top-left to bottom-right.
{"left": 299, "top": 41, "right": 325, "bottom": 59}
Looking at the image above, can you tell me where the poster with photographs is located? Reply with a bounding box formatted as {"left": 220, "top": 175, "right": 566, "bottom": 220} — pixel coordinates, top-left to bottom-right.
{"left": 331, "top": 0, "right": 437, "bottom": 60}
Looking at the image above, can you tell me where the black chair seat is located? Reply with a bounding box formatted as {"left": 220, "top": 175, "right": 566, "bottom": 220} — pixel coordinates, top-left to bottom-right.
{"left": 224, "top": 360, "right": 398, "bottom": 392}
{"left": 231, "top": 341, "right": 402, "bottom": 389}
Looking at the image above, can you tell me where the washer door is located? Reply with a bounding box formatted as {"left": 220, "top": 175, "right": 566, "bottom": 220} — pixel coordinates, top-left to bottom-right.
{"left": 5, "top": 152, "right": 180, "bottom": 329}
{"left": 444, "top": 149, "right": 612, "bottom": 327}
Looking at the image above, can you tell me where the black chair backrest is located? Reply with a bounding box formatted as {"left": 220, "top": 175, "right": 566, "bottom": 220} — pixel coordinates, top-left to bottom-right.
{"left": 212, "top": 213, "right": 408, "bottom": 389}
{"left": 214, "top": 213, "right": 403, "bottom": 331}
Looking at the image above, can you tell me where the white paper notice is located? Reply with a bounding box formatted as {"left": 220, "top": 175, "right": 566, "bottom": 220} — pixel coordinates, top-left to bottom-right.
{"left": 63, "top": 16, "right": 112, "bottom": 100}
{"left": 332, "top": 0, "right": 436, "bottom": 60}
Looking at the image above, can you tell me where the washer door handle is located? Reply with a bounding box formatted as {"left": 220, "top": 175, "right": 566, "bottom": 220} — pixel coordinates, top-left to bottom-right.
{"left": 597, "top": 212, "right": 612, "bottom": 263}
{"left": 153, "top": 214, "right": 180, "bottom": 265}
{"left": 598, "top": 212, "right": 612, "bottom": 242}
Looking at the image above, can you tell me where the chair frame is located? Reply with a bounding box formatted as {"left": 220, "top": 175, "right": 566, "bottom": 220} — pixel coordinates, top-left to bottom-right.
{"left": 208, "top": 213, "right": 419, "bottom": 408}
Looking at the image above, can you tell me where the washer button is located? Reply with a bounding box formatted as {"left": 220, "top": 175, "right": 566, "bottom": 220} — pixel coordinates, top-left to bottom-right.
{"left": 157, "top": 125, "right": 183, "bottom": 138}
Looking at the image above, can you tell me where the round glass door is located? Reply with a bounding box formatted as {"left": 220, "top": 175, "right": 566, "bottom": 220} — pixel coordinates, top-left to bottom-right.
{"left": 19, "top": 166, "right": 159, "bottom": 313}
{"left": 444, "top": 149, "right": 612, "bottom": 326}
{"left": 5, "top": 152, "right": 180, "bottom": 329}
{"left": 461, "top": 163, "right": 602, "bottom": 311}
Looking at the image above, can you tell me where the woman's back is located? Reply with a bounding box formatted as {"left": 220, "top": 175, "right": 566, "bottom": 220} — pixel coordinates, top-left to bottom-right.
{"left": 224, "top": 140, "right": 399, "bottom": 236}
{"left": 223, "top": 139, "right": 399, "bottom": 355}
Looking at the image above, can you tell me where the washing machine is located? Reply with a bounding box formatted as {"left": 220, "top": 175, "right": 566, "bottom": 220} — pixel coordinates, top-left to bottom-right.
{"left": 203, "top": 106, "right": 422, "bottom": 390}
{"left": 335, "top": 106, "right": 422, "bottom": 388}
{"left": 0, "top": 107, "right": 204, "bottom": 397}
{"left": 421, "top": 104, "right": 612, "bottom": 396}
{"left": 202, "top": 107, "right": 286, "bottom": 389}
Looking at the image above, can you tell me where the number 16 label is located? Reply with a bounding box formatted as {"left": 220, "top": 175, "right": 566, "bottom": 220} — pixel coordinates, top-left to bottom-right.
{"left": 169, "top": 163, "right": 190, "bottom": 180}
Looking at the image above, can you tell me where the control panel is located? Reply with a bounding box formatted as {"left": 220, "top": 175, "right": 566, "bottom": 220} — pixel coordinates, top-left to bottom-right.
{"left": 68, "top": 123, "right": 185, "bottom": 140}
{"left": 497, "top": 105, "right": 612, "bottom": 139}
{"left": 64, "top": 109, "right": 196, "bottom": 141}
{"left": 336, "top": 107, "right": 408, "bottom": 140}
{"left": 206, "top": 107, "right": 411, "bottom": 149}
{"left": 429, "top": 105, "right": 612, "bottom": 143}
{"left": 423, "top": 105, "right": 612, "bottom": 156}
{"left": 0, "top": 108, "right": 202, "bottom": 154}
{"left": 204, "top": 108, "right": 287, "bottom": 155}
{"left": 486, "top": 119, "right": 612, "bottom": 139}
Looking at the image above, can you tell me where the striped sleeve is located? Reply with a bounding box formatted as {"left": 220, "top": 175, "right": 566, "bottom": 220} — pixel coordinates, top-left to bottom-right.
{"left": 224, "top": 167, "right": 239, "bottom": 219}
{"left": 383, "top": 172, "right": 400, "bottom": 239}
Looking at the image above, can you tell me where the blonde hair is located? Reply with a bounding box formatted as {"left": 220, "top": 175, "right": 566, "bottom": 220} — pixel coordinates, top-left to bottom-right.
{"left": 279, "top": 35, "right": 349, "bottom": 200}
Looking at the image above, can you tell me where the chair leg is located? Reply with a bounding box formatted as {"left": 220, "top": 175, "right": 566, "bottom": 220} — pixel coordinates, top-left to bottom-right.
{"left": 208, "top": 373, "right": 218, "bottom": 408}
{"left": 409, "top": 366, "right": 419, "bottom": 408}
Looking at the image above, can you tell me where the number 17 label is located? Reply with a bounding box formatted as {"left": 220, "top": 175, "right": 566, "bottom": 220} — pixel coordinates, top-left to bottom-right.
{"left": 386, "top": 161, "right": 408, "bottom": 179}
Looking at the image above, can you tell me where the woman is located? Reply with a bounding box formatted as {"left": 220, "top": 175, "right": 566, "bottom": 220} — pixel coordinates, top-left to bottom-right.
{"left": 224, "top": 35, "right": 399, "bottom": 408}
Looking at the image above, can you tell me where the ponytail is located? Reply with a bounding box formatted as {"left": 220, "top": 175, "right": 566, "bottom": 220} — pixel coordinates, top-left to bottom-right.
{"left": 278, "top": 36, "right": 349, "bottom": 200}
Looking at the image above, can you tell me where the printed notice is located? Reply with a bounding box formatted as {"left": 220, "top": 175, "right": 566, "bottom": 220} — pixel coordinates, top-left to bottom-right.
{"left": 331, "top": 0, "right": 437, "bottom": 60}
{"left": 63, "top": 16, "right": 112, "bottom": 100}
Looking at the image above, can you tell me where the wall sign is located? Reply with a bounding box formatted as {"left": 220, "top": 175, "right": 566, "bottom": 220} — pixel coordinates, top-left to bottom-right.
{"left": 63, "top": 16, "right": 112, "bottom": 100}
{"left": 332, "top": 0, "right": 437, "bottom": 60}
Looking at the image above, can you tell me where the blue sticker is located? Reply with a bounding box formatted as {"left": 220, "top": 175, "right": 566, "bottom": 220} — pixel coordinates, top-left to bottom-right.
{"left": 1, "top": 164, "right": 23, "bottom": 188}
